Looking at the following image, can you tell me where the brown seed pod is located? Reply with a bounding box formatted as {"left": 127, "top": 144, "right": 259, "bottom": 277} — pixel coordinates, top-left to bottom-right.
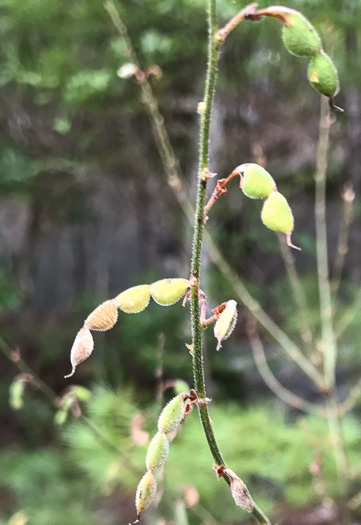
{"left": 214, "top": 300, "right": 238, "bottom": 351}
{"left": 85, "top": 300, "right": 118, "bottom": 331}
{"left": 225, "top": 468, "right": 253, "bottom": 513}
{"left": 214, "top": 465, "right": 253, "bottom": 513}
{"left": 65, "top": 326, "right": 94, "bottom": 378}
{"left": 135, "top": 471, "right": 157, "bottom": 518}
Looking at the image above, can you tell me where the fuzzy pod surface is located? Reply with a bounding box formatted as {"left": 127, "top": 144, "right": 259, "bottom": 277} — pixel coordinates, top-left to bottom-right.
{"left": 135, "top": 471, "right": 157, "bottom": 516}
{"left": 146, "top": 431, "right": 170, "bottom": 472}
{"left": 114, "top": 284, "right": 151, "bottom": 314}
{"left": 85, "top": 300, "right": 118, "bottom": 331}
{"left": 282, "top": 12, "right": 321, "bottom": 57}
{"left": 241, "top": 163, "right": 275, "bottom": 199}
{"left": 150, "top": 278, "right": 189, "bottom": 306}
{"left": 214, "top": 300, "right": 238, "bottom": 351}
{"left": 308, "top": 52, "right": 338, "bottom": 97}
{"left": 261, "top": 191, "right": 294, "bottom": 233}
{"left": 158, "top": 394, "right": 186, "bottom": 434}
{"left": 65, "top": 325, "right": 94, "bottom": 378}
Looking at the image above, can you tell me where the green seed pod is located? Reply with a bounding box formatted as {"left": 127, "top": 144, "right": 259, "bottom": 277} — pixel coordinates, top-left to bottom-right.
{"left": 282, "top": 12, "right": 321, "bottom": 57}
{"left": 239, "top": 163, "right": 276, "bottom": 199}
{"left": 9, "top": 379, "right": 25, "bottom": 411}
{"left": 85, "top": 299, "right": 118, "bottom": 331}
{"left": 150, "top": 278, "right": 189, "bottom": 306}
{"left": 114, "top": 284, "right": 151, "bottom": 314}
{"left": 158, "top": 394, "right": 186, "bottom": 434}
{"left": 146, "top": 431, "right": 169, "bottom": 472}
{"left": 214, "top": 300, "right": 238, "bottom": 351}
{"left": 261, "top": 191, "right": 294, "bottom": 233}
{"left": 135, "top": 471, "right": 157, "bottom": 517}
{"left": 308, "top": 52, "right": 338, "bottom": 97}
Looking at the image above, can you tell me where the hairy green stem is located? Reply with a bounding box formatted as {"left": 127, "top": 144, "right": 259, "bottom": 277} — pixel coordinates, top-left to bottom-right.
{"left": 190, "top": 2, "right": 271, "bottom": 523}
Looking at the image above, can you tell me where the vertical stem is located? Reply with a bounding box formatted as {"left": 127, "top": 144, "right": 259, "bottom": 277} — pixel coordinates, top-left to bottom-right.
{"left": 190, "top": 0, "right": 222, "bottom": 459}
{"left": 314, "top": 98, "right": 337, "bottom": 389}
{"left": 315, "top": 98, "right": 349, "bottom": 490}
{"left": 190, "top": 2, "right": 271, "bottom": 524}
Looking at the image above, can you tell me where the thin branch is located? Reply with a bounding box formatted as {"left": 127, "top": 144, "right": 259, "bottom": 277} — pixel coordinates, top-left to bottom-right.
{"left": 325, "top": 394, "right": 350, "bottom": 491}
{"left": 104, "top": 0, "right": 193, "bottom": 221}
{"left": 334, "top": 290, "right": 361, "bottom": 339}
{"left": 0, "top": 334, "right": 135, "bottom": 462}
{"left": 278, "top": 234, "right": 313, "bottom": 349}
{"left": 0, "top": 335, "right": 59, "bottom": 406}
{"left": 314, "top": 97, "right": 337, "bottom": 389}
{"left": 332, "top": 182, "right": 355, "bottom": 295}
{"left": 204, "top": 230, "right": 324, "bottom": 388}
{"left": 338, "top": 377, "right": 361, "bottom": 416}
{"left": 246, "top": 318, "right": 325, "bottom": 417}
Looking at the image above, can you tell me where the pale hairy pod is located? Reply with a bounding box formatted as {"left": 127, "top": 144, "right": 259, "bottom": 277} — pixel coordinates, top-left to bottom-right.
{"left": 158, "top": 394, "right": 186, "bottom": 434}
{"left": 150, "top": 278, "right": 189, "bottom": 306}
{"left": 65, "top": 325, "right": 94, "bottom": 378}
{"left": 135, "top": 471, "right": 157, "bottom": 517}
{"left": 224, "top": 468, "right": 253, "bottom": 513}
{"left": 214, "top": 465, "right": 253, "bottom": 513}
{"left": 85, "top": 299, "right": 118, "bottom": 331}
{"left": 146, "top": 431, "right": 169, "bottom": 472}
{"left": 214, "top": 300, "right": 238, "bottom": 351}
{"left": 114, "top": 284, "right": 151, "bottom": 314}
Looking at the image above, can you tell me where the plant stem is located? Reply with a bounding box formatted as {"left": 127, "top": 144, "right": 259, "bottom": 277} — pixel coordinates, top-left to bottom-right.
{"left": 190, "top": 2, "right": 271, "bottom": 523}
{"left": 190, "top": 0, "right": 221, "bottom": 450}
{"left": 247, "top": 318, "right": 325, "bottom": 417}
{"left": 314, "top": 97, "right": 337, "bottom": 389}
{"left": 325, "top": 394, "right": 349, "bottom": 492}
{"left": 315, "top": 98, "right": 350, "bottom": 492}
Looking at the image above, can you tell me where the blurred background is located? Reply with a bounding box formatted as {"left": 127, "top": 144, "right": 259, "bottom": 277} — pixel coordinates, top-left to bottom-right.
{"left": 0, "top": 0, "right": 361, "bottom": 523}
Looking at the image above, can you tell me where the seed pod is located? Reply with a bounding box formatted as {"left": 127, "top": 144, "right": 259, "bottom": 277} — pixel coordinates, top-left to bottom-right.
{"left": 214, "top": 300, "right": 238, "bottom": 351}
{"left": 239, "top": 163, "right": 275, "bottom": 199}
{"left": 261, "top": 191, "right": 300, "bottom": 250}
{"left": 85, "top": 299, "right": 118, "bottom": 331}
{"left": 308, "top": 51, "right": 338, "bottom": 97}
{"left": 158, "top": 394, "right": 186, "bottom": 434}
{"left": 150, "top": 278, "right": 189, "bottom": 306}
{"left": 114, "top": 284, "right": 151, "bottom": 314}
{"left": 135, "top": 471, "right": 157, "bottom": 517}
{"left": 146, "top": 431, "right": 169, "bottom": 472}
{"left": 9, "top": 379, "right": 25, "bottom": 411}
{"left": 282, "top": 12, "right": 321, "bottom": 57}
{"left": 65, "top": 325, "right": 94, "bottom": 378}
{"left": 261, "top": 191, "right": 293, "bottom": 233}
{"left": 224, "top": 468, "right": 253, "bottom": 513}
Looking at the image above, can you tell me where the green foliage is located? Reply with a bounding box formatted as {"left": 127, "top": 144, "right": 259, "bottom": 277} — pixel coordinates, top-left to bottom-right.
{"left": 60, "top": 386, "right": 361, "bottom": 522}
{"left": 0, "top": 448, "right": 95, "bottom": 525}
